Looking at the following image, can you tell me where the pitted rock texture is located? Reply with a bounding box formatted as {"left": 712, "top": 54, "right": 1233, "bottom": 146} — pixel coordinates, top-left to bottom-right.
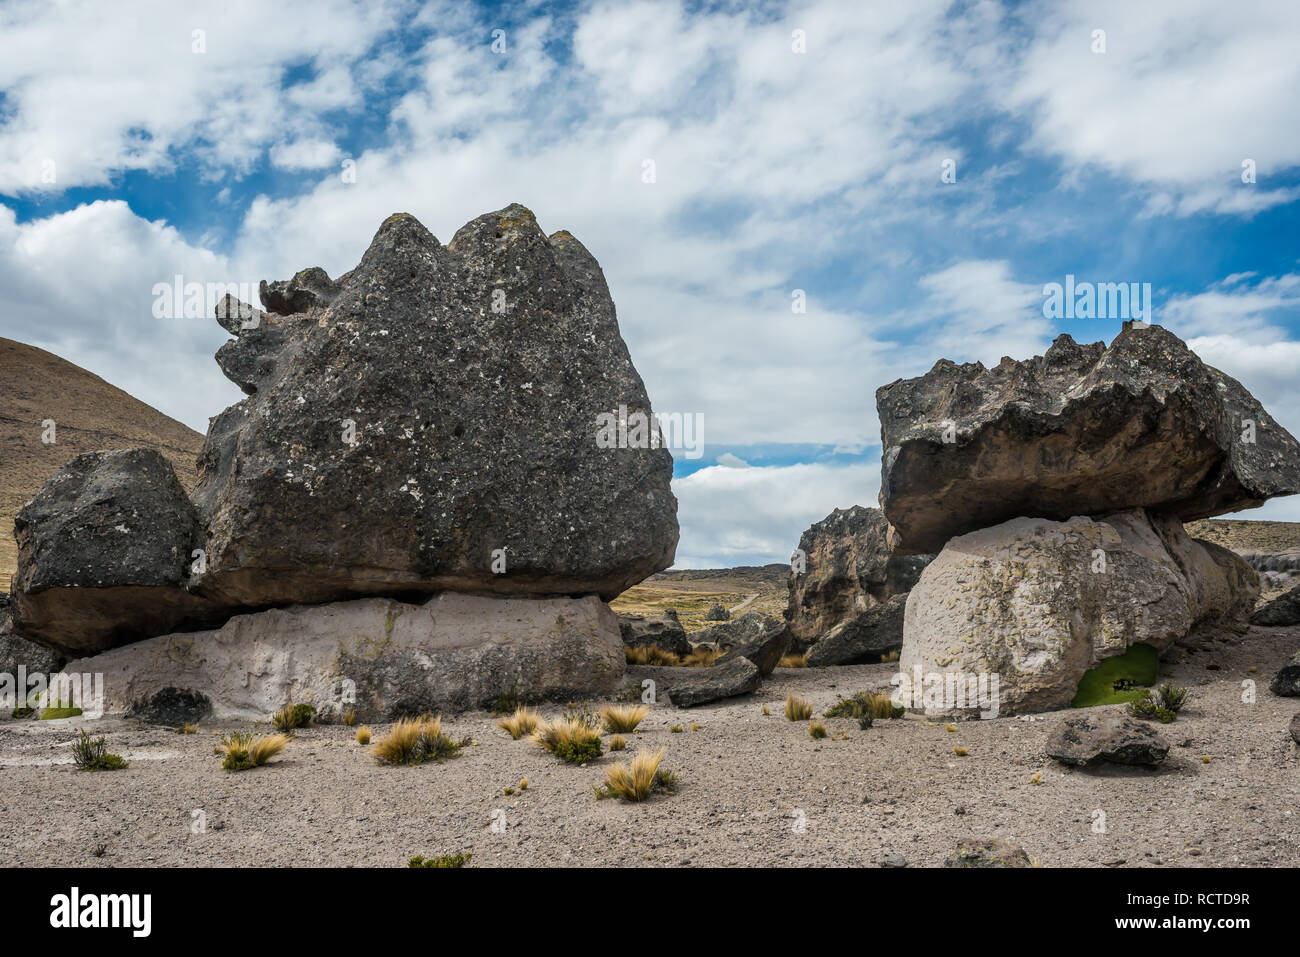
{"left": 804, "top": 593, "right": 907, "bottom": 667}
{"left": 711, "top": 613, "right": 792, "bottom": 675}
{"left": 666, "top": 655, "right": 761, "bottom": 707}
{"left": 617, "top": 611, "right": 690, "bottom": 657}
{"left": 786, "top": 506, "right": 930, "bottom": 649}
{"left": 901, "top": 509, "right": 1259, "bottom": 714}
{"left": 59, "top": 593, "right": 625, "bottom": 721}
{"left": 11, "top": 449, "right": 218, "bottom": 655}
{"left": 1252, "top": 583, "right": 1300, "bottom": 626}
{"left": 877, "top": 325, "right": 1300, "bottom": 554}
{"left": 193, "top": 206, "right": 677, "bottom": 609}
{"left": 1045, "top": 712, "right": 1170, "bottom": 767}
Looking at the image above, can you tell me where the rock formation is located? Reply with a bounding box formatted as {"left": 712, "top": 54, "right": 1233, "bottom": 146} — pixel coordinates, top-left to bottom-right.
{"left": 1251, "top": 582, "right": 1300, "bottom": 626}
{"left": 60, "top": 593, "right": 624, "bottom": 721}
{"left": 1045, "top": 712, "right": 1170, "bottom": 767}
{"left": 805, "top": 593, "right": 907, "bottom": 667}
{"left": 877, "top": 325, "right": 1300, "bottom": 555}
{"left": 786, "top": 505, "right": 929, "bottom": 655}
{"left": 902, "top": 509, "right": 1257, "bottom": 713}
{"left": 710, "top": 612, "right": 791, "bottom": 675}
{"left": 617, "top": 610, "right": 691, "bottom": 658}
{"left": 11, "top": 206, "right": 678, "bottom": 668}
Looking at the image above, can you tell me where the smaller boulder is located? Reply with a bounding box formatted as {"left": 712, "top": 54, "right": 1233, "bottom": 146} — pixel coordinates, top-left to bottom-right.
{"left": 617, "top": 613, "right": 690, "bottom": 658}
{"left": 1270, "top": 652, "right": 1300, "bottom": 697}
{"left": 805, "top": 594, "right": 907, "bottom": 666}
{"left": 668, "top": 656, "right": 761, "bottom": 707}
{"left": 714, "top": 615, "right": 791, "bottom": 676}
{"left": 705, "top": 603, "right": 730, "bottom": 622}
{"left": 1288, "top": 712, "right": 1300, "bottom": 745}
{"left": 1046, "top": 713, "right": 1170, "bottom": 767}
{"left": 1252, "top": 584, "right": 1300, "bottom": 626}
{"left": 943, "top": 839, "right": 1032, "bottom": 868}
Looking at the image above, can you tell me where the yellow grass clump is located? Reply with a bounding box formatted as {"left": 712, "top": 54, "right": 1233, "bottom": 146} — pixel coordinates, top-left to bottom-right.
{"left": 598, "top": 748, "right": 676, "bottom": 802}
{"left": 784, "top": 694, "right": 813, "bottom": 721}
{"left": 495, "top": 706, "right": 541, "bottom": 740}
{"left": 533, "top": 715, "right": 603, "bottom": 764}
{"left": 599, "top": 704, "right": 647, "bottom": 734}
{"left": 625, "top": 646, "right": 680, "bottom": 666}
{"left": 371, "top": 716, "right": 467, "bottom": 766}
{"left": 608, "top": 734, "right": 627, "bottom": 751}
{"left": 356, "top": 726, "right": 372, "bottom": 745}
{"left": 681, "top": 647, "right": 721, "bottom": 668}
{"left": 219, "top": 731, "right": 288, "bottom": 772}
{"left": 778, "top": 653, "right": 807, "bottom": 668}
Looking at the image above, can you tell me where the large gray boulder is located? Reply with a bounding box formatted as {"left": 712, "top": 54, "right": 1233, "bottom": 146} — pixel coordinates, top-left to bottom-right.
{"left": 786, "top": 506, "right": 930, "bottom": 648}
{"left": 666, "top": 655, "right": 761, "bottom": 707}
{"left": 0, "top": 596, "right": 63, "bottom": 677}
{"left": 1045, "top": 712, "right": 1170, "bottom": 767}
{"left": 1271, "top": 652, "right": 1300, "bottom": 697}
{"left": 193, "top": 206, "right": 677, "bottom": 609}
{"left": 805, "top": 593, "right": 907, "bottom": 666}
{"left": 59, "top": 593, "right": 625, "bottom": 721}
{"left": 10, "top": 449, "right": 218, "bottom": 655}
{"left": 877, "top": 325, "right": 1300, "bottom": 554}
{"left": 617, "top": 611, "right": 690, "bottom": 658}
{"left": 1252, "top": 583, "right": 1300, "bottom": 626}
{"left": 901, "top": 508, "right": 1258, "bottom": 714}
{"left": 711, "top": 613, "right": 791, "bottom": 675}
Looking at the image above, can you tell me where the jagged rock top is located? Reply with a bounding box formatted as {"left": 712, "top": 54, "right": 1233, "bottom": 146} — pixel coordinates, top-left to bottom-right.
{"left": 876, "top": 324, "right": 1300, "bottom": 554}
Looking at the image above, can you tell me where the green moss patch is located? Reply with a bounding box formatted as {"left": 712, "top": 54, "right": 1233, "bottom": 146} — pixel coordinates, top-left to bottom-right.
{"left": 1071, "top": 643, "right": 1160, "bottom": 707}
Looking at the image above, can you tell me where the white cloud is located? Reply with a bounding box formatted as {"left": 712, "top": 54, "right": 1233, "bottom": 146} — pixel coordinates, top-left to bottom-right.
{"left": 270, "top": 139, "right": 345, "bottom": 171}
{"left": 1005, "top": 0, "right": 1300, "bottom": 215}
{"left": 671, "top": 461, "right": 879, "bottom": 568}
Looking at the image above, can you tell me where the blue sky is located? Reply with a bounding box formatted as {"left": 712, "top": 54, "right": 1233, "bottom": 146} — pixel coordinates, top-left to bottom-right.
{"left": 2, "top": 0, "right": 1299, "bottom": 567}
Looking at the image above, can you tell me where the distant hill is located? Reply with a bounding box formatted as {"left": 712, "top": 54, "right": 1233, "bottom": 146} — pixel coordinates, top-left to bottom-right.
{"left": 0, "top": 337, "right": 205, "bottom": 588}
{"left": 1186, "top": 518, "right": 1300, "bottom": 557}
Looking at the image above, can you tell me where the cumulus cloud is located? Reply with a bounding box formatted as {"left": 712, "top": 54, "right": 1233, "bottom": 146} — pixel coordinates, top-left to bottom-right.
{"left": 671, "top": 461, "right": 880, "bottom": 569}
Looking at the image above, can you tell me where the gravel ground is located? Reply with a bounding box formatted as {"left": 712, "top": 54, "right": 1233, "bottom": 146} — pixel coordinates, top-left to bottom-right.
{"left": 1, "top": 624, "right": 1296, "bottom": 868}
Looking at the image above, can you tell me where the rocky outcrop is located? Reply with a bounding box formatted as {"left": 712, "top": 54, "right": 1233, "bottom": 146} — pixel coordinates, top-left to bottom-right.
{"left": 805, "top": 593, "right": 907, "bottom": 666}
{"left": 877, "top": 325, "right": 1300, "bottom": 555}
{"left": 192, "top": 206, "right": 677, "bottom": 610}
{"left": 710, "top": 613, "right": 791, "bottom": 675}
{"left": 666, "top": 655, "right": 761, "bottom": 707}
{"left": 786, "top": 505, "right": 930, "bottom": 650}
{"left": 1252, "top": 583, "right": 1300, "bottom": 626}
{"left": 59, "top": 593, "right": 625, "bottom": 721}
{"left": 1045, "top": 712, "right": 1170, "bottom": 767}
{"left": 617, "top": 611, "right": 690, "bottom": 658}
{"left": 10, "top": 449, "right": 219, "bottom": 655}
{"left": 11, "top": 206, "right": 678, "bottom": 658}
{"left": 901, "top": 509, "right": 1259, "bottom": 714}
{"left": 0, "top": 596, "right": 63, "bottom": 676}
{"left": 1271, "top": 652, "right": 1300, "bottom": 697}
{"left": 704, "top": 603, "right": 730, "bottom": 622}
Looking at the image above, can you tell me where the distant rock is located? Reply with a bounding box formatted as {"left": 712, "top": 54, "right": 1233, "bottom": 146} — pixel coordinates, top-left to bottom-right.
{"left": 1045, "top": 713, "right": 1170, "bottom": 767}
{"left": 877, "top": 325, "right": 1300, "bottom": 554}
{"left": 704, "top": 603, "right": 730, "bottom": 621}
{"left": 805, "top": 593, "right": 907, "bottom": 667}
{"left": 617, "top": 612, "right": 690, "bottom": 658}
{"left": 943, "top": 838, "right": 1032, "bottom": 868}
{"left": 667, "top": 656, "right": 761, "bottom": 707}
{"left": 902, "top": 509, "right": 1258, "bottom": 714}
{"left": 59, "top": 593, "right": 624, "bottom": 721}
{"left": 711, "top": 613, "right": 792, "bottom": 675}
{"left": 1252, "top": 583, "right": 1300, "bottom": 626}
{"left": 1271, "top": 652, "right": 1300, "bottom": 697}
{"left": 11, "top": 449, "right": 219, "bottom": 656}
{"left": 786, "top": 506, "right": 929, "bottom": 650}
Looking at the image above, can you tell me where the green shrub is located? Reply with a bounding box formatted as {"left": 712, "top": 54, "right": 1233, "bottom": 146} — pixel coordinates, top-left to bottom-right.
{"left": 1156, "top": 683, "right": 1188, "bottom": 713}
{"left": 825, "top": 691, "right": 903, "bottom": 721}
{"left": 71, "top": 731, "right": 128, "bottom": 771}
{"left": 534, "top": 716, "right": 602, "bottom": 764}
{"left": 1072, "top": 644, "right": 1159, "bottom": 707}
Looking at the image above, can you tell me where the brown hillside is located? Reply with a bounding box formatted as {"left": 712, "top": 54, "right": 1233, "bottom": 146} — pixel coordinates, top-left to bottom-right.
{"left": 0, "top": 337, "right": 205, "bottom": 588}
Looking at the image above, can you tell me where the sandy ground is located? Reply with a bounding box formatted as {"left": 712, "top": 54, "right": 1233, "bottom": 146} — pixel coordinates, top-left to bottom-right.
{"left": 1, "top": 624, "right": 1296, "bottom": 869}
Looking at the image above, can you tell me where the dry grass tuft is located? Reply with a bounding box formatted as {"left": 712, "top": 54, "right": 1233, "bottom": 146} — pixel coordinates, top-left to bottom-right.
{"left": 778, "top": 653, "right": 808, "bottom": 668}
{"left": 808, "top": 720, "right": 828, "bottom": 739}
{"left": 496, "top": 706, "right": 542, "bottom": 740}
{"left": 599, "top": 704, "right": 647, "bottom": 734}
{"left": 356, "top": 726, "right": 372, "bottom": 745}
{"left": 597, "top": 748, "right": 677, "bottom": 802}
{"left": 608, "top": 734, "right": 627, "bottom": 751}
{"left": 219, "top": 731, "right": 288, "bottom": 772}
{"left": 681, "top": 647, "right": 721, "bottom": 668}
{"left": 784, "top": 694, "right": 813, "bottom": 721}
{"left": 343, "top": 709, "right": 357, "bottom": 727}
{"left": 371, "top": 716, "right": 468, "bottom": 766}
{"left": 625, "top": 646, "right": 680, "bottom": 666}
{"left": 533, "top": 715, "right": 603, "bottom": 764}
